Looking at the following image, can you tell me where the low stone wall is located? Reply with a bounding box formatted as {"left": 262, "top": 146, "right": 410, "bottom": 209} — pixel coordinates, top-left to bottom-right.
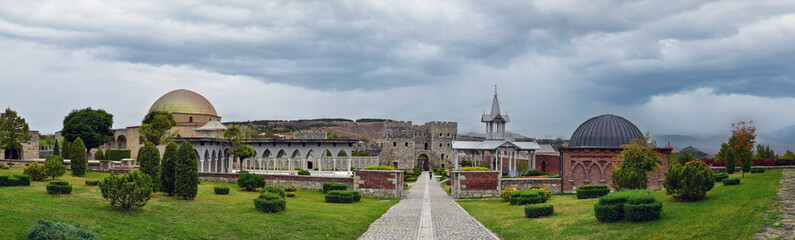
{"left": 500, "top": 178, "right": 563, "bottom": 194}
{"left": 451, "top": 171, "right": 501, "bottom": 199}
{"left": 199, "top": 172, "right": 354, "bottom": 191}
{"left": 353, "top": 170, "right": 403, "bottom": 198}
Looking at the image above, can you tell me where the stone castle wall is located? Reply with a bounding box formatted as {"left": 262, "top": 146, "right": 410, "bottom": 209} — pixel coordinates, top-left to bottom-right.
{"left": 378, "top": 121, "right": 457, "bottom": 170}
{"left": 0, "top": 131, "right": 39, "bottom": 160}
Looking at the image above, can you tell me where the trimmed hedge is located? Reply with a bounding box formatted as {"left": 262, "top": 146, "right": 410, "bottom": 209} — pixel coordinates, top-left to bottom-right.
{"left": 0, "top": 174, "right": 31, "bottom": 186}
{"left": 523, "top": 170, "right": 548, "bottom": 176}
{"left": 27, "top": 219, "right": 96, "bottom": 240}
{"left": 297, "top": 170, "right": 311, "bottom": 175}
{"left": 713, "top": 173, "right": 729, "bottom": 182}
{"left": 214, "top": 186, "right": 230, "bottom": 195}
{"left": 85, "top": 180, "right": 99, "bottom": 186}
{"left": 284, "top": 186, "right": 297, "bottom": 192}
{"left": 322, "top": 182, "right": 347, "bottom": 193}
{"left": 262, "top": 186, "right": 286, "bottom": 197}
{"left": 46, "top": 181, "right": 72, "bottom": 195}
{"left": 325, "top": 190, "right": 362, "bottom": 203}
{"left": 723, "top": 177, "right": 740, "bottom": 185}
{"left": 525, "top": 204, "right": 554, "bottom": 218}
{"left": 576, "top": 185, "right": 609, "bottom": 199}
{"left": 105, "top": 149, "right": 131, "bottom": 161}
{"left": 509, "top": 190, "right": 547, "bottom": 205}
{"left": 286, "top": 192, "right": 296, "bottom": 197}
{"left": 460, "top": 167, "right": 490, "bottom": 171}
{"left": 363, "top": 165, "right": 397, "bottom": 170}
{"left": 750, "top": 167, "right": 765, "bottom": 173}
{"left": 254, "top": 193, "right": 286, "bottom": 213}
{"left": 594, "top": 190, "right": 662, "bottom": 222}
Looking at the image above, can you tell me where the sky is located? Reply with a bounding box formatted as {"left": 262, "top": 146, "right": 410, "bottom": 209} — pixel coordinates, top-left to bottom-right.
{"left": 1, "top": 0, "right": 795, "bottom": 142}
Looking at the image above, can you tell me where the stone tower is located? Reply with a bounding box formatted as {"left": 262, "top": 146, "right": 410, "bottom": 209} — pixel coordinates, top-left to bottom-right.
{"left": 378, "top": 121, "right": 458, "bottom": 170}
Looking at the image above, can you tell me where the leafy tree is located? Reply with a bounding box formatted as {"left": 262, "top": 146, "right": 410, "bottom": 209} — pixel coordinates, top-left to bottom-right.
{"left": 755, "top": 144, "right": 776, "bottom": 159}
{"left": 730, "top": 121, "right": 756, "bottom": 177}
{"left": 0, "top": 108, "right": 31, "bottom": 154}
{"left": 160, "top": 142, "right": 179, "bottom": 196}
{"left": 223, "top": 126, "right": 254, "bottom": 166}
{"left": 94, "top": 148, "right": 104, "bottom": 160}
{"left": 326, "top": 131, "right": 340, "bottom": 139}
{"left": 137, "top": 142, "right": 161, "bottom": 192}
{"left": 783, "top": 150, "right": 795, "bottom": 159}
{"left": 44, "top": 155, "right": 66, "bottom": 180}
{"left": 673, "top": 151, "right": 696, "bottom": 166}
{"left": 175, "top": 141, "right": 199, "bottom": 199}
{"left": 716, "top": 141, "right": 735, "bottom": 173}
{"left": 664, "top": 161, "right": 714, "bottom": 201}
{"left": 138, "top": 111, "right": 177, "bottom": 145}
{"left": 53, "top": 139, "right": 60, "bottom": 156}
{"left": 70, "top": 138, "right": 87, "bottom": 177}
{"left": 611, "top": 136, "right": 661, "bottom": 190}
{"left": 61, "top": 140, "right": 71, "bottom": 160}
{"left": 99, "top": 169, "right": 153, "bottom": 210}
{"left": 62, "top": 107, "right": 114, "bottom": 153}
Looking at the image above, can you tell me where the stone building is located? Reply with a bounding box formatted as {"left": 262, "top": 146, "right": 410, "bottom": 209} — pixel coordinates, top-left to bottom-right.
{"left": 0, "top": 131, "right": 39, "bottom": 160}
{"left": 378, "top": 121, "right": 458, "bottom": 170}
{"left": 559, "top": 114, "right": 671, "bottom": 193}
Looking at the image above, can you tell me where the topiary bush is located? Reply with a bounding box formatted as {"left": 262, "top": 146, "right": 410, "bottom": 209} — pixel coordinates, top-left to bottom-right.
{"left": 0, "top": 174, "right": 31, "bottom": 186}
{"left": 99, "top": 170, "right": 153, "bottom": 210}
{"left": 46, "top": 180, "right": 72, "bottom": 195}
{"left": 24, "top": 162, "right": 47, "bottom": 181}
{"left": 750, "top": 167, "right": 765, "bottom": 173}
{"left": 723, "top": 177, "right": 740, "bottom": 185}
{"left": 262, "top": 186, "right": 286, "bottom": 197}
{"left": 576, "top": 185, "right": 610, "bottom": 199}
{"left": 94, "top": 148, "right": 104, "bottom": 160}
{"left": 594, "top": 190, "right": 662, "bottom": 222}
{"left": 363, "top": 165, "right": 397, "bottom": 170}
{"left": 460, "top": 167, "right": 491, "bottom": 171}
{"left": 70, "top": 138, "right": 87, "bottom": 177}
{"left": 297, "top": 170, "right": 311, "bottom": 175}
{"left": 254, "top": 193, "right": 286, "bottom": 213}
{"left": 214, "top": 186, "right": 230, "bottom": 195}
{"left": 175, "top": 141, "right": 199, "bottom": 199}
{"left": 27, "top": 219, "right": 96, "bottom": 240}
{"left": 325, "top": 190, "right": 362, "bottom": 203}
{"left": 500, "top": 187, "right": 518, "bottom": 201}
{"left": 509, "top": 190, "right": 547, "bottom": 205}
{"left": 85, "top": 180, "right": 99, "bottom": 186}
{"left": 105, "top": 149, "right": 131, "bottom": 161}
{"left": 137, "top": 142, "right": 161, "bottom": 192}
{"left": 525, "top": 204, "right": 554, "bottom": 218}
{"left": 284, "top": 186, "right": 297, "bottom": 192}
{"left": 286, "top": 192, "right": 296, "bottom": 197}
{"left": 664, "top": 161, "right": 715, "bottom": 201}
{"left": 160, "top": 142, "right": 178, "bottom": 196}
{"left": 713, "top": 173, "right": 729, "bottom": 182}
{"left": 322, "top": 182, "right": 347, "bottom": 193}
{"left": 237, "top": 171, "right": 266, "bottom": 191}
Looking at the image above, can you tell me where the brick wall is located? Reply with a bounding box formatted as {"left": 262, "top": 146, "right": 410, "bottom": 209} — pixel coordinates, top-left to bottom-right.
{"left": 451, "top": 171, "right": 501, "bottom": 199}
{"left": 500, "top": 178, "right": 563, "bottom": 194}
{"left": 353, "top": 170, "right": 403, "bottom": 198}
{"left": 559, "top": 148, "right": 670, "bottom": 193}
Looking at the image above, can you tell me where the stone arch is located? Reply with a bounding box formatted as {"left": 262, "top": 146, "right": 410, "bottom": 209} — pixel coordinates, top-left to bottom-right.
{"left": 291, "top": 149, "right": 302, "bottom": 159}
{"left": 277, "top": 149, "right": 287, "bottom": 158}
{"left": 203, "top": 150, "right": 209, "bottom": 172}
{"left": 588, "top": 162, "right": 601, "bottom": 185}
{"left": 211, "top": 150, "right": 217, "bottom": 172}
{"left": 117, "top": 135, "right": 127, "bottom": 149}
{"left": 572, "top": 163, "right": 586, "bottom": 186}
{"left": 417, "top": 154, "right": 430, "bottom": 171}
{"left": 263, "top": 149, "right": 271, "bottom": 158}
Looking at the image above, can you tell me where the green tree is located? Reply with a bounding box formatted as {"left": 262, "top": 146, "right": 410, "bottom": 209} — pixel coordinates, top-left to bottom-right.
{"left": 611, "top": 136, "right": 661, "bottom": 190}
{"left": 730, "top": 121, "right": 756, "bottom": 177}
{"left": 0, "top": 108, "right": 31, "bottom": 155}
{"left": 62, "top": 107, "right": 114, "bottom": 154}
{"left": 664, "top": 160, "right": 714, "bottom": 201}
{"left": 716, "top": 141, "right": 735, "bottom": 173}
{"left": 70, "top": 138, "right": 87, "bottom": 177}
{"left": 137, "top": 142, "right": 161, "bottom": 192}
{"left": 94, "top": 148, "right": 105, "bottom": 160}
{"left": 223, "top": 126, "right": 254, "bottom": 165}
{"left": 44, "top": 155, "right": 66, "bottom": 180}
{"left": 326, "top": 131, "right": 340, "bottom": 139}
{"left": 783, "top": 150, "right": 795, "bottom": 159}
{"left": 160, "top": 142, "right": 178, "bottom": 196}
{"left": 175, "top": 141, "right": 199, "bottom": 199}
{"left": 61, "top": 140, "right": 71, "bottom": 160}
{"left": 673, "top": 151, "right": 696, "bottom": 166}
{"left": 138, "top": 111, "right": 178, "bottom": 145}
{"left": 99, "top": 169, "right": 153, "bottom": 210}
{"left": 53, "top": 139, "right": 60, "bottom": 156}
{"left": 755, "top": 144, "right": 776, "bottom": 159}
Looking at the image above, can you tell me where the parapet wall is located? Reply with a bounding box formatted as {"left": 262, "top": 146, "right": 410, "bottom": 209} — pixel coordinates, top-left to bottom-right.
{"left": 500, "top": 178, "right": 563, "bottom": 194}
{"left": 451, "top": 171, "right": 501, "bottom": 198}
{"left": 353, "top": 170, "right": 404, "bottom": 198}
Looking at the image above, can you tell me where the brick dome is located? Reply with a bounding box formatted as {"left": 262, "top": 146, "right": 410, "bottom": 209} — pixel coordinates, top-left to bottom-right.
{"left": 569, "top": 114, "right": 643, "bottom": 148}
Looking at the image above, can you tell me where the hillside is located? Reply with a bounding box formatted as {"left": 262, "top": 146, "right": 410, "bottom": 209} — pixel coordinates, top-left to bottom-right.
{"left": 224, "top": 119, "right": 388, "bottom": 141}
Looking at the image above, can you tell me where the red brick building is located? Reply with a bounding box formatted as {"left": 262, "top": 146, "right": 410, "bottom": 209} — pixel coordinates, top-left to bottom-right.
{"left": 559, "top": 114, "right": 671, "bottom": 193}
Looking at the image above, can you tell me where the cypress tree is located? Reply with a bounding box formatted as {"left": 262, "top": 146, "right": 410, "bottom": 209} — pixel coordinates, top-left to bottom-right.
{"left": 175, "top": 141, "right": 198, "bottom": 199}
{"left": 53, "top": 139, "right": 60, "bottom": 156}
{"left": 70, "top": 138, "right": 87, "bottom": 177}
{"left": 95, "top": 148, "right": 105, "bottom": 160}
{"left": 137, "top": 142, "right": 161, "bottom": 192}
{"left": 161, "top": 142, "right": 178, "bottom": 196}
{"left": 62, "top": 141, "right": 71, "bottom": 159}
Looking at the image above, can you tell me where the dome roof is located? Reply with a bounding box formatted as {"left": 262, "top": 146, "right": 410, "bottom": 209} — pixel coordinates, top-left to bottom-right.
{"left": 569, "top": 114, "right": 643, "bottom": 148}
{"left": 148, "top": 89, "right": 218, "bottom": 116}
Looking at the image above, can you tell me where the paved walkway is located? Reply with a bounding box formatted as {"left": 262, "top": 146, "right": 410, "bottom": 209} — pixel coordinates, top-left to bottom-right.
{"left": 756, "top": 170, "right": 795, "bottom": 240}
{"left": 359, "top": 172, "right": 499, "bottom": 240}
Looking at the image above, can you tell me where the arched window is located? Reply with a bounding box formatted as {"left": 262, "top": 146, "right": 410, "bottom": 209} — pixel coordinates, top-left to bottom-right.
{"left": 424, "top": 143, "right": 428, "bottom": 150}
{"left": 441, "top": 154, "right": 444, "bottom": 159}
{"left": 439, "top": 143, "right": 442, "bottom": 147}
{"left": 404, "top": 142, "right": 408, "bottom": 147}
{"left": 393, "top": 142, "right": 397, "bottom": 147}
{"left": 189, "top": 117, "right": 193, "bottom": 123}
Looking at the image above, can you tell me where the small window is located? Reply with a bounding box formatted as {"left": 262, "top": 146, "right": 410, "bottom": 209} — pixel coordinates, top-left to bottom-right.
{"left": 393, "top": 142, "right": 397, "bottom": 147}
{"left": 189, "top": 117, "right": 193, "bottom": 123}
{"left": 405, "top": 142, "right": 408, "bottom": 147}
{"left": 439, "top": 133, "right": 442, "bottom": 137}
{"left": 439, "top": 143, "right": 442, "bottom": 147}
{"left": 441, "top": 154, "right": 444, "bottom": 159}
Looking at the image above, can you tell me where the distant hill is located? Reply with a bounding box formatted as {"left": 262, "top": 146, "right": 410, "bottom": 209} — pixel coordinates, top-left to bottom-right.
{"left": 679, "top": 146, "right": 708, "bottom": 159}
{"left": 224, "top": 119, "right": 391, "bottom": 141}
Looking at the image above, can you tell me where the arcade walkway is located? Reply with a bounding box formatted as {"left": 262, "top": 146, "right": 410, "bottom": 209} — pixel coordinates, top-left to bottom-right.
{"left": 359, "top": 172, "right": 499, "bottom": 240}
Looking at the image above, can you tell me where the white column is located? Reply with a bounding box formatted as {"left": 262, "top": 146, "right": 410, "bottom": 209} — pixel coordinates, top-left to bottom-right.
{"left": 333, "top": 157, "right": 337, "bottom": 176}
{"left": 454, "top": 149, "right": 459, "bottom": 170}
{"left": 347, "top": 156, "right": 351, "bottom": 173}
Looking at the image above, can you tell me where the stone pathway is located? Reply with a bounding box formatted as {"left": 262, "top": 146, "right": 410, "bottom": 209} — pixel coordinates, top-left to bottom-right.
{"left": 359, "top": 172, "right": 499, "bottom": 240}
{"left": 756, "top": 170, "right": 795, "bottom": 240}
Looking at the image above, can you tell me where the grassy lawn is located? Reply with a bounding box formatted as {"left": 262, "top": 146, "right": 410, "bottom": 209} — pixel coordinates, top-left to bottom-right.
{"left": 458, "top": 170, "right": 783, "bottom": 240}
{"left": 0, "top": 166, "right": 398, "bottom": 240}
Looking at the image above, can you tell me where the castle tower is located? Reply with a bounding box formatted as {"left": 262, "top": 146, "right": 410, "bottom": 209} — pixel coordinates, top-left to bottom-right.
{"left": 481, "top": 86, "right": 510, "bottom": 140}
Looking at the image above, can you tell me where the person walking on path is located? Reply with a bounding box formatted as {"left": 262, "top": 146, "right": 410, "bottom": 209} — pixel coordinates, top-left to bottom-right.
{"left": 429, "top": 171, "right": 432, "bottom": 180}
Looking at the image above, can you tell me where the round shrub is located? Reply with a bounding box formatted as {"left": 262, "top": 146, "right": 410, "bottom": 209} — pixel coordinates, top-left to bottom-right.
{"left": 254, "top": 193, "right": 286, "bottom": 213}
{"left": 509, "top": 190, "right": 547, "bottom": 205}
{"left": 594, "top": 190, "right": 661, "bottom": 222}
{"left": 530, "top": 187, "right": 552, "bottom": 200}
{"left": 262, "top": 186, "right": 286, "bottom": 197}
{"left": 297, "top": 170, "right": 311, "bottom": 175}
{"left": 286, "top": 192, "right": 296, "bottom": 197}
{"left": 46, "top": 181, "right": 72, "bottom": 195}
{"left": 24, "top": 162, "right": 47, "bottom": 181}
{"left": 284, "top": 186, "right": 297, "bottom": 192}
{"left": 460, "top": 167, "right": 490, "bottom": 171}
{"left": 576, "top": 185, "right": 610, "bottom": 199}
{"left": 723, "top": 177, "right": 740, "bottom": 185}
{"left": 750, "top": 167, "right": 765, "bottom": 173}
{"left": 27, "top": 219, "right": 96, "bottom": 240}
{"left": 214, "top": 186, "right": 230, "bottom": 195}
{"left": 525, "top": 204, "right": 554, "bottom": 218}
{"left": 664, "top": 161, "right": 715, "bottom": 201}
{"left": 85, "top": 180, "right": 99, "bottom": 186}
{"left": 713, "top": 173, "right": 729, "bottom": 182}
{"left": 500, "top": 187, "right": 518, "bottom": 201}
{"left": 363, "top": 165, "right": 397, "bottom": 170}
{"left": 99, "top": 170, "right": 153, "bottom": 210}
{"left": 237, "top": 171, "right": 266, "bottom": 191}
{"left": 594, "top": 202, "right": 623, "bottom": 222}
{"left": 624, "top": 201, "right": 663, "bottom": 222}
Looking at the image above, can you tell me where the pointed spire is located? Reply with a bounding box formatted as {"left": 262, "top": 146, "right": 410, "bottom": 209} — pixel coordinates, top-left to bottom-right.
{"left": 490, "top": 85, "right": 501, "bottom": 118}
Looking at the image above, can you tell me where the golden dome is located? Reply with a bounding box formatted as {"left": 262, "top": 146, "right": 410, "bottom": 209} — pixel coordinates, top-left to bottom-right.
{"left": 148, "top": 89, "right": 218, "bottom": 116}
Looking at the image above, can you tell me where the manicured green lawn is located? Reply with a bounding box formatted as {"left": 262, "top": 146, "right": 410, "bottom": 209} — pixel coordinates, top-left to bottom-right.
{"left": 458, "top": 170, "right": 783, "bottom": 240}
{"left": 0, "top": 166, "right": 398, "bottom": 240}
